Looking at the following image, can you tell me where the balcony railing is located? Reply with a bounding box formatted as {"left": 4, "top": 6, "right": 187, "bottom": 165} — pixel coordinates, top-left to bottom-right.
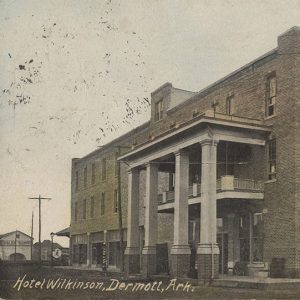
{"left": 158, "top": 176, "right": 264, "bottom": 205}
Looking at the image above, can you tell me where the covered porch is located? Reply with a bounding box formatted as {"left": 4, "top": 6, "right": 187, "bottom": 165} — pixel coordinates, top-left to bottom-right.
{"left": 119, "top": 113, "right": 270, "bottom": 280}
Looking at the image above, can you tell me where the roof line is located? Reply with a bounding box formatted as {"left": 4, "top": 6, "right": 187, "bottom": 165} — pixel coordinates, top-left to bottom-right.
{"left": 0, "top": 230, "right": 33, "bottom": 239}
{"left": 168, "top": 48, "right": 278, "bottom": 113}
{"left": 77, "top": 121, "right": 150, "bottom": 161}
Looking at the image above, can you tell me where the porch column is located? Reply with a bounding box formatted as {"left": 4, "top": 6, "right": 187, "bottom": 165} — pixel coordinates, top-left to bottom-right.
{"left": 170, "top": 150, "right": 191, "bottom": 278}
{"left": 142, "top": 162, "right": 158, "bottom": 277}
{"left": 124, "top": 168, "right": 140, "bottom": 274}
{"left": 198, "top": 139, "right": 220, "bottom": 280}
{"left": 87, "top": 232, "right": 91, "bottom": 267}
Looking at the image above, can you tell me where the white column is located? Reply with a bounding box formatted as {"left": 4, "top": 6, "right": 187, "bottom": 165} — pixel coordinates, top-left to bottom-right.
{"left": 198, "top": 139, "right": 219, "bottom": 254}
{"left": 125, "top": 168, "right": 140, "bottom": 255}
{"left": 143, "top": 162, "right": 158, "bottom": 253}
{"left": 171, "top": 150, "right": 190, "bottom": 254}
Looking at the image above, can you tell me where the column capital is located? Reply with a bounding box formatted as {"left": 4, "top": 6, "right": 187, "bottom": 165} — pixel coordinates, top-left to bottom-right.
{"left": 200, "top": 138, "right": 219, "bottom": 147}
{"left": 144, "top": 161, "right": 158, "bottom": 169}
{"left": 127, "top": 167, "right": 139, "bottom": 175}
{"left": 174, "top": 149, "right": 189, "bottom": 157}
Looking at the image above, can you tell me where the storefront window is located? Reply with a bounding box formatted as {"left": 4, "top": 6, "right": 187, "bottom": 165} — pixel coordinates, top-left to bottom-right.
{"left": 92, "top": 243, "right": 103, "bottom": 265}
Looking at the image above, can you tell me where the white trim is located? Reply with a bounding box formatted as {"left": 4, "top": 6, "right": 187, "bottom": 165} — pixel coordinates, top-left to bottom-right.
{"left": 118, "top": 116, "right": 270, "bottom": 162}
{"left": 158, "top": 191, "right": 264, "bottom": 212}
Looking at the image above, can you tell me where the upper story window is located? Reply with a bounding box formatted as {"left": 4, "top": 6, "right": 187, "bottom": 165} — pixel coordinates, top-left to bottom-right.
{"left": 268, "top": 138, "right": 276, "bottom": 180}
{"left": 266, "top": 75, "right": 276, "bottom": 117}
{"left": 90, "top": 196, "right": 94, "bottom": 218}
{"left": 84, "top": 167, "right": 87, "bottom": 188}
{"left": 102, "top": 158, "right": 107, "bottom": 181}
{"left": 226, "top": 95, "right": 235, "bottom": 115}
{"left": 74, "top": 202, "right": 78, "bottom": 221}
{"left": 114, "top": 189, "right": 118, "bottom": 213}
{"left": 91, "top": 163, "right": 95, "bottom": 184}
{"left": 75, "top": 171, "right": 79, "bottom": 192}
{"left": 154, "top": 99, "right": 163, "bottom": 121}
{"left": 83, "top": 199, "right": 87, "bottom": 219}
{"left": 101, "top": 192, "right": 105, "bottom": 215}
{"left": 169, "top": 172, "right": 175, "bottom": 191}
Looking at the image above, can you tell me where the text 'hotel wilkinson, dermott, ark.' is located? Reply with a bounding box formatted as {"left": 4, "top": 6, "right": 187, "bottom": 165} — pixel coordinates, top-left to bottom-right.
{"left": 68, "top": 27, "right": 300, "bottom": 281}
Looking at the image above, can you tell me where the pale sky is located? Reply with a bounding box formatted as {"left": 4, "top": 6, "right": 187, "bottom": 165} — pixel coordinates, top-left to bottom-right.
{"left": 1, "top": 0, "right": 300, "bottom": 247}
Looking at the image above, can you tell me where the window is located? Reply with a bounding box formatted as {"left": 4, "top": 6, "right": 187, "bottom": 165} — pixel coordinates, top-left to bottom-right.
{"left": 84, "top": 167, "right": 87, "bottom": 187}
{"left": 101, "top": 192, "right": 105, "bottom": 215}
{"left": 226, "top": 95, "right": 235, "bottom": 115}
{"left": 83, "top": 199, "right": 87, "bottom": 219}
{"left": 154, "top": 99, "right": 163, "bottom": 121}
{"left": 268, "top": 138, "right": 276, "bottom": 180}
{"left": 91, "top": 163, "right": 95, "bottom": 184}
{"left": 266, "top": 75, "right": 276, "bottom": 117}
{"left": 114, "top": 189, "right": 118, "bottom": 213}
{"left": 74, "top": 202, "right": 78, "bottom": 221}
{"left": 90, "top": 196, "right": 94, "bottom": 218}
{"left": 75, "top": 171, "right": 79, "bottom": 192}
{"left": 102, "top": 158, "right": 106, "bottom": 181}
{"left": 169, "top": 173, "right": 175, "bottom": 191}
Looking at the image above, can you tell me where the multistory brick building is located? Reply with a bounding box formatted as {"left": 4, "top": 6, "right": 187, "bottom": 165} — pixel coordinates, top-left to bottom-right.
{"left": 70, "top": 27, "right": 300, "bottom": 279}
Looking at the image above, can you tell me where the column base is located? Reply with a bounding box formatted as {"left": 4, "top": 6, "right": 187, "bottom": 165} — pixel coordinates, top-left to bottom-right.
{"left": 142, "top": 246, "right": 156, "bottom": 277}
{"left": 197, "top": 243, "right": 219, "bottom": 280}
{"left": 124, "top": 247, "right": 140, "bottom": 275}
{"left": 170, "top": 245, "right": 191, "bottom": 278}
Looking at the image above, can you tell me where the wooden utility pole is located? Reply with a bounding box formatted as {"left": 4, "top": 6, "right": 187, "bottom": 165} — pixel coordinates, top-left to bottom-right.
{"left": 116, "top": 145, "right": 131, "bottom": 272}
{"left": 30, "top": 211, "right": 33, "bottom": 260}
{"left": 28, "top": 195, "right": 52, "bottom": 265}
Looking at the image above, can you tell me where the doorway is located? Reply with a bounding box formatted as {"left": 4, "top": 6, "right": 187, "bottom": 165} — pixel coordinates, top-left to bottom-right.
{"left": 217, "top": 233, "right": 228, "bottom": 274}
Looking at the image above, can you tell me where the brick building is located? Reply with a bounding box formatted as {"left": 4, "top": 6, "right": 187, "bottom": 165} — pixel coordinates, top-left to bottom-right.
{"left": 70, "top": 27, "right": 300, "bottom": 279}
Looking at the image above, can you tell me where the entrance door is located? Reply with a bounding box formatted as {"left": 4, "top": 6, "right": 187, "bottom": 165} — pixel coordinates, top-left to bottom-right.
{"left": 79, "top": 244, "right": 87, "bottom": 265}
{"left": 217, "top": 233, "right": 228, "bottom": 274}
{"left": 156, "top": 243, "right": 169, "bottom": 274}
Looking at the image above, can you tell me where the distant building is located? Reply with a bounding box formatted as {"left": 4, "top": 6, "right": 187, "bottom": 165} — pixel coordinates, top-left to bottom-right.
{"left": 33, "top": 240, "right": 69, "bottom": 265}
{"left": 0, "top": 230, "right": 32, "bottom": 261}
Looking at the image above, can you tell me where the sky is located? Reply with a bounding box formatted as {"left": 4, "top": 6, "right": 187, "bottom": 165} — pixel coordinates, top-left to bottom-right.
{"left": 1, "top": 0, "right": 300, "bottom": 247}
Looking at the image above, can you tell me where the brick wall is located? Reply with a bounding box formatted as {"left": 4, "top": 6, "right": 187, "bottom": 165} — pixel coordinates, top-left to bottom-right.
{"left": 70, "top": 27, "right": 300, "bottom": 274}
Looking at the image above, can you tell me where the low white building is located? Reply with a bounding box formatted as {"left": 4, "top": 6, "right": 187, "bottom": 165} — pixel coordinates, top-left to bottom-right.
{"left": 0, "top": 230, "right": 32, "bottom": 261}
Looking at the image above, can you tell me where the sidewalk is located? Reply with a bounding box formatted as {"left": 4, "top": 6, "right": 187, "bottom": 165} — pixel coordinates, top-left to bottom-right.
{"left": 212, "top": 275, "right": 300, "bottom": 290}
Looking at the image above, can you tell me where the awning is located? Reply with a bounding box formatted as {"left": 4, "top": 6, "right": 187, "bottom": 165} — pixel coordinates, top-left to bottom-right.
{"left": 55, "top": 227, "right": 70, "bottom": 238}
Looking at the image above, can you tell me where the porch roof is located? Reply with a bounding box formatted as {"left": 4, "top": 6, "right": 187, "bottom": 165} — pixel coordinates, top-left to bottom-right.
{"left": 118, "top": 111, "right": 271, "bottom": 162}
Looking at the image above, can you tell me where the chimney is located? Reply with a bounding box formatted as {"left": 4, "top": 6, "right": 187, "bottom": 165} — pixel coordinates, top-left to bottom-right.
{"left": 278, "top": 26, "right": 300, "bottom": 54}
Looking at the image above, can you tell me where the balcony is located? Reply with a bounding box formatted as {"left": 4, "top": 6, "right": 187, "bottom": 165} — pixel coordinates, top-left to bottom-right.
{"left": 157, "top": 175, "right": 264, "bottom": 205}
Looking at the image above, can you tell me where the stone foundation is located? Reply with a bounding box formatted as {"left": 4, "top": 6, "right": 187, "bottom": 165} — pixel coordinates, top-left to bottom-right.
{"left": 124, "top": 253, "right": 140, "bottom": 275}
{"left": 142, "top": 253, "right": 157, "bottom": 277}
{"left": 171, "top": 254, "right": 191, "bottom": 278}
